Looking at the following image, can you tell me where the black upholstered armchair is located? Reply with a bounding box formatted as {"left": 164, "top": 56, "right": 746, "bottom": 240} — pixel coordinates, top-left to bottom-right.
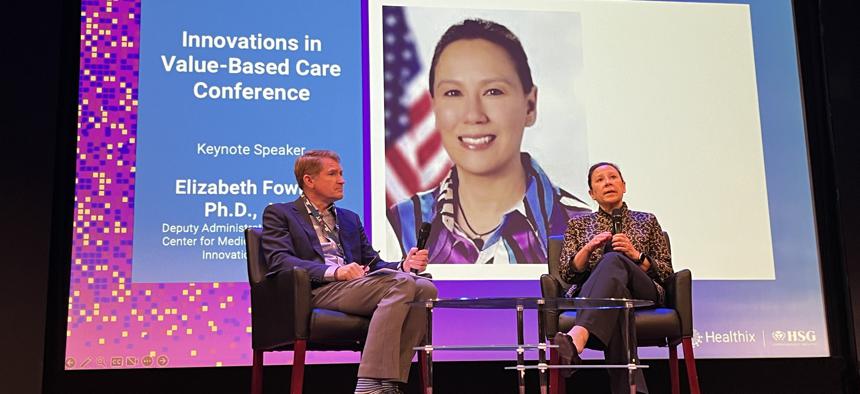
{"left": 540, "top": 234, "right": 700, "bottom": 394}
{"left": 245, "top": 227, "right": 371, "bottom": 394}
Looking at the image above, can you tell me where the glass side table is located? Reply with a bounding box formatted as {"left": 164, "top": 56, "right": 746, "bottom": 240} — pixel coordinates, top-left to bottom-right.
{"left": 413, "top": 297, "right": 654, "bottom": 394}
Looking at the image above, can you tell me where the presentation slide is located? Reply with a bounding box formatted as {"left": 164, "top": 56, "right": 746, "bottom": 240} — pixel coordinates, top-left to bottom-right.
{"left": 131, "top": 1, "right": 365, "bottom": 283}
{"left": 372, "top": 2, "right": 773, "bottom": 282}
{"left": 65, "top": 0, "right": 828, "bottom": 371}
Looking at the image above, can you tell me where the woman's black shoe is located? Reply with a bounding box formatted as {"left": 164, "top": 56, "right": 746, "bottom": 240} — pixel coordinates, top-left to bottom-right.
{"left": 553, "top": 332, "right": 583, "bottom": 378}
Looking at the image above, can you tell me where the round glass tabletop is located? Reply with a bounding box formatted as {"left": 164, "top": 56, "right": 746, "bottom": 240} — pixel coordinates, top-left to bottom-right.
{"left": 412, "top": 296, "right": 654, "bottom": 310}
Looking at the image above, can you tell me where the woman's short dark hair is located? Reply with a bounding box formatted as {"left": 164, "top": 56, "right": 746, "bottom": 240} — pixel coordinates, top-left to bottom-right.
{"left": 587, "top": 162, "right": 624, "bottom": 190}
{"left": 428, "top": 19, "right": 533, "bottom": 97}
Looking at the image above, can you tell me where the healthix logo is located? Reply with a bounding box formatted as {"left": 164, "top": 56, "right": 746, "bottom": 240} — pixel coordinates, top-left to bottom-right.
{"left": 771, "top": 330, "right": 817, "bottom": 344}
{"left": 691, "top": 329, "right": 703, "bottom": 348}
{"left": 690, "top": 328, "right": 757, "bottom": 348}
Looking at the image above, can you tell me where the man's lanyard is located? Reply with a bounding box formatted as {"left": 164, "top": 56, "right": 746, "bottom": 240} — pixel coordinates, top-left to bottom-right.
{"left": 302, "top": 195, "right": 345, "bottom": 256}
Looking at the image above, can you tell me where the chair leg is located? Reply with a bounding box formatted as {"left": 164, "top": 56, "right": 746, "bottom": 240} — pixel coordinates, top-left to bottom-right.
{"left": 548, "top": 346, "right": 565, "bottom": 394}
{"left": 417, "top": 349, "right": 428, "bottom": 393}
{"left": 668, "top": 345, "right": 680, "bottom": 394}
{"left": 681, "top": 337, "right": 701, "bottom": 394}
{"left": 252, "top": 349, "right": 264, "bottom": 394}
{"left": 548, "top": 347, "right": 558, "bottom": 394}
{"left": 291, "top": 340, "right": 307, "bottom": 394}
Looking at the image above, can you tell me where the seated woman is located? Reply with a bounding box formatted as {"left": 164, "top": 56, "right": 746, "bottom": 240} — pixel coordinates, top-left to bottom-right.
{"left": 388, "top": 19, "right": 588, "bottom": 265}
{"left": 554, "top": 162, "right": 674, "bottom": 394}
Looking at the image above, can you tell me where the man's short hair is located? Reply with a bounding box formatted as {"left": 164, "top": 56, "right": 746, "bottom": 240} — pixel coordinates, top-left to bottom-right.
{"left": 428, "top": 18, "right": 534, "bottom": 98}
{"left": 295, "top": 150, "right": 340, "bottom": 190}
{"left": 587, "top": 162, "right": 624, "bottom": 190}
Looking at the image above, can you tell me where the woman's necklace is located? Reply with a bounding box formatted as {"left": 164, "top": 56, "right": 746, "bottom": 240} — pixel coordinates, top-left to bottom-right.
{"left": 457, "top": 197, "right": 501, "bottom": 249}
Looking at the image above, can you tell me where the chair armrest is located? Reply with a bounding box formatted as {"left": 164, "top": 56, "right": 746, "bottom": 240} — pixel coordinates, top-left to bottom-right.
{"left": 664, "top": 269, "right": 692, "bottom": 337}
{"left": 541, "top": 273, "right": 563, "bottom": 298}
{"left": 250, "top": 267, "right": 313, "bottom": 350}
{"left": 540, "top": 274, "right": 564, "bottom": 337}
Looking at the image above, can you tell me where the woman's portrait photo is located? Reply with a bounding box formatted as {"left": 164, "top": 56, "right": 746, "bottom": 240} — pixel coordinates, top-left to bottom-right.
{"left": 378, "top": 7, "right": 589, "bottom": 270}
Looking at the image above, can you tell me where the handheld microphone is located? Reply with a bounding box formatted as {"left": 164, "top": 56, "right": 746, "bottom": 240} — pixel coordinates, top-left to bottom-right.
{"left": 413, "top": 222, "right": 431, "bottom": 274}
{"left": 611, "top": 209, "right": 623, "bottom": 235}
{"left": 604, "top": 209, "right": 623, "bottom": 254}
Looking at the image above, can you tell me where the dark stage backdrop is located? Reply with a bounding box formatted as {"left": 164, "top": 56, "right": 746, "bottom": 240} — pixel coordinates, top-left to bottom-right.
{"left": 2, "top": 0, "right": 859, "bottom": 393}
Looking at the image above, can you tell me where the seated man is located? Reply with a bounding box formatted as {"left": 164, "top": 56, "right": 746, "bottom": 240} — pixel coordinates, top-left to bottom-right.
{"left": 554, "top": 162, "right": 674, "bottom": 394}
{"left": 261, "top": 150, "right": 437, "bottom": 394}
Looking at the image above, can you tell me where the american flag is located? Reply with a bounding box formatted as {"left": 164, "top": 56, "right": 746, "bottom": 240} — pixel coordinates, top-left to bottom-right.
{"left": 383, "top": 7, "right": 451, "bottom": 208}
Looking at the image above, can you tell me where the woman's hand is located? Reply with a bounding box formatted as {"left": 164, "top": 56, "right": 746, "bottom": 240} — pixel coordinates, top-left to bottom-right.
{"left": 587, "top": 232, "right": 613, "bottom": 253}
{"left": 611, "top": 234, "right": 640, "bottom": 262}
